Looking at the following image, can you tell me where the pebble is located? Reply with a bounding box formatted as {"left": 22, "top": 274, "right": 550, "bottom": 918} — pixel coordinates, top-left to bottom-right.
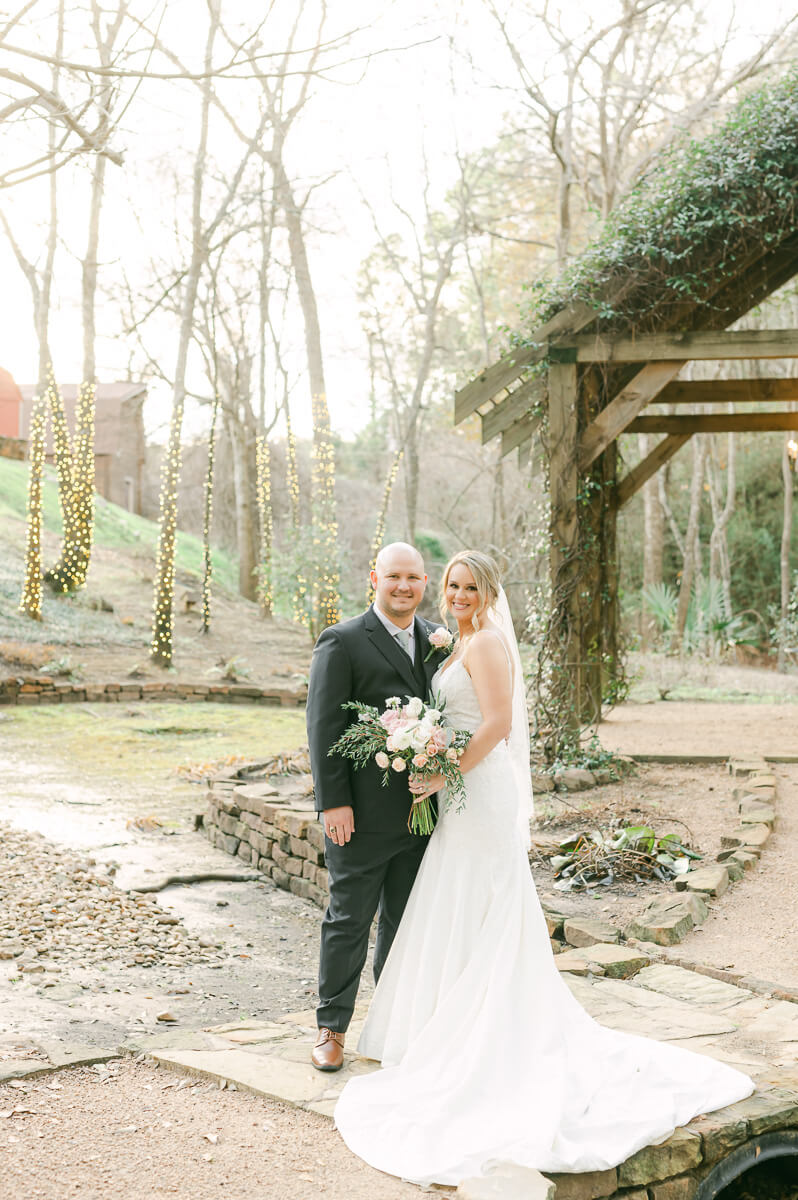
{"left": 0, "top": 822, "right": 225, "bottom": 970}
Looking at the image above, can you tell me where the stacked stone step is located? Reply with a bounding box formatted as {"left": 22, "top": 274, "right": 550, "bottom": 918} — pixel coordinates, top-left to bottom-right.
{"left": 625, "top": 758, "right": 777, "bottom": 951}
{"left": 0, "top": 676, "right": 305, "bottom": 706}
{"left": 204, "top": 781, "right": 328, "bottom": 908}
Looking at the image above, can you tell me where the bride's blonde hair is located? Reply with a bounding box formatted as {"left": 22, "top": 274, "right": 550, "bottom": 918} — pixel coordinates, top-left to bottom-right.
{"left": 439, "top": 550, "right": 501, "bottom": 631}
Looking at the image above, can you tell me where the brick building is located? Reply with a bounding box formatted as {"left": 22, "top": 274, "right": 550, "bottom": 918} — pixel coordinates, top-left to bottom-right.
{"left": 0, "top": 368, "right": 147, "bottom": 514}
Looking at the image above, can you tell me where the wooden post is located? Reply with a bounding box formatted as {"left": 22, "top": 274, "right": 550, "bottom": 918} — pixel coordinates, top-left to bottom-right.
{"left": 548, "top": 362, "right": 581, "bottom": 743}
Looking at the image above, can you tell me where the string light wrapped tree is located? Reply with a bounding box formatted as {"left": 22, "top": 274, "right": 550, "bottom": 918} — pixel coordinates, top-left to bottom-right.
{"left": 44, "top": 376, "right": 96, "bottom": 593}
{"left": 310, "top": 390, "right": 340, "bottom": 633}
{"left": 19, "top": 395, "right": 48, "bottom": 621}
{"left": 256, "top": 433, "right": 274, "bottom": 617}
{"left": 365, "top": 447, "right": 404, "bottom": 607}
{"left": 200, "top": 396, "right": 219, "bottom": 635}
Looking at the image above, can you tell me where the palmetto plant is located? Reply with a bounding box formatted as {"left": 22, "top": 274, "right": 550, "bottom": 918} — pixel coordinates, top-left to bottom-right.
{"left": 642, "top": 579, "right": 759, "bottom": 656}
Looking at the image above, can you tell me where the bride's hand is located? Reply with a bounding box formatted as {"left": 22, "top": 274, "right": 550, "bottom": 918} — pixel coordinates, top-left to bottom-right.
{"left": 409, "top": 773, "right": 444, "bottom": 802}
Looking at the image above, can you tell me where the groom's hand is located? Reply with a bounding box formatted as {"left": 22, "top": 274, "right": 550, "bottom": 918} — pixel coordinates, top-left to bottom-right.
{"left": 323, "top": 805, "right": 355, "bottom": 845}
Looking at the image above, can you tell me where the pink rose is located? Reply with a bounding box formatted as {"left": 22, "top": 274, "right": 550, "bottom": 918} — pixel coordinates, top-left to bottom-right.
{"left": 412, "top": 753, "right": 428, "bottom": 769}
{"left": 392, "top": 757, "right": 406, "bottom": 772}
{"left": 386, "top": 736, "right": 396, "bottom": 752}
{"left": 375, "top": 751, "right": 390, "bottom": 769}
{"left": 446, "top": 748, "right": 459, "bottom": 762}
{"left": 429, "top": 628, "right": 453, "bottom": 650}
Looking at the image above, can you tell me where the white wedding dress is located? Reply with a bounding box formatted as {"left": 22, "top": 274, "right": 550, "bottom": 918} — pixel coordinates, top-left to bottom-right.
{"left": 334, "top": 656, "right": 753, "bottom": 1186}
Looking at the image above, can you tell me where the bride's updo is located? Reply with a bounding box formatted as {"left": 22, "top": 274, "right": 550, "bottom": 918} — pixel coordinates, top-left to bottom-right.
{"left": 439, "top": 550, "right": 502, "bottom": 631}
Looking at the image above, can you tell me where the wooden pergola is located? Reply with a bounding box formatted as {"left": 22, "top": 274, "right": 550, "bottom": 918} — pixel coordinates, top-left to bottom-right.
{"left": 455, "top": 310, "right": 798, "bottom": 737}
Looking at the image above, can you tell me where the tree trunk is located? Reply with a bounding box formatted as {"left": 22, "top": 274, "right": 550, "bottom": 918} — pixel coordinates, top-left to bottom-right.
{"left": 273, "top": 152, "right": 340, "bottom": 631}
{"left": 20, "top": 397, "right": 47, "bottom": 620}
{"left": 256, "top": 435, "right": 273, "bottom": 617}
{"left": 227, "top": 410, "right": 258, "bottom": 601}
{"left": 778, "top": 431, "right": 794, "bottom": 672}
{"left": 151, "top": 9, "right": 217, "bottom": 666}
{"left": 639, "top": 433, "right": 664, "bottom": 648}
{"left": 671, "top": 439, "right": 707, "bottom": 653}
{"left": 200, "top": 397, "right": 219, "bottom": 634}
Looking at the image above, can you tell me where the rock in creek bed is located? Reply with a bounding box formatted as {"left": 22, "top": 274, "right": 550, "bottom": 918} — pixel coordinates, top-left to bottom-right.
{"left": 0, "top": 821, "right": 224, "bottom": 970}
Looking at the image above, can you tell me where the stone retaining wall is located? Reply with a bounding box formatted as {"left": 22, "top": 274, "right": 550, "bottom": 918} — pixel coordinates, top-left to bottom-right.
{"left": 202, "top": 775, "right": 325, "bottom": 908}
{"left": 0, "top": 675, "right": 305, "bottom": 707}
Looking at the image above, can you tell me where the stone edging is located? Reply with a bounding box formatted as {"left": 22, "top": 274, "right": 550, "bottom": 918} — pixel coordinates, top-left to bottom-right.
{"left": 0, "top": 675, "right": 305, "bottom": 707}
{"left": 538, "top": 758, "right": 779, "bottom": 977}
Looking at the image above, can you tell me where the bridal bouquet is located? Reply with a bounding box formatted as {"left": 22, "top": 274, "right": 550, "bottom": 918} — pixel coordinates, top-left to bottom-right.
{"left": 328, "top": 695, "right": 471, "bottom": 835}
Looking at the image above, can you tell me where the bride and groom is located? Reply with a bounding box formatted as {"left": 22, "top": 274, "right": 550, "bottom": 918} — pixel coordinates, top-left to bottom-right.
{"left": 305, "top": 542, "right": 753, "bottom": 1186}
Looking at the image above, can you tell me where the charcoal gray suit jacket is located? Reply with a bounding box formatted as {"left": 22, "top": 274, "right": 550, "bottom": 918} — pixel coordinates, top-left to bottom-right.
{"left": 306, "top": 605, "right": 446, "bottom": 834}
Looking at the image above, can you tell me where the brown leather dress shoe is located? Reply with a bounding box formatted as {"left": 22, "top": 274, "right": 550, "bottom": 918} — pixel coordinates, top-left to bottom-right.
{"left": 312, "top": 1027, "right": 345, "bottom": 1072}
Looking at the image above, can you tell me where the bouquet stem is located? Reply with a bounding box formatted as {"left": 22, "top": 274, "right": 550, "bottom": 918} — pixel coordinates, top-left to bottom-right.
{"left": 408, "top": 797, "right": 435, "bottom": 836}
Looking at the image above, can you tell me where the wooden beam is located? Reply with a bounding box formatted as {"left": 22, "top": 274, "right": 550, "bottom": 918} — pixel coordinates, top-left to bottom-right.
{"left": 578, "top": 360, "right": 684, "bottom": 472}
{"left": 517, "top": 439, "right": 531, "bottom": 469}
{"left": 501, "top": 410, "right": 543, "bottom": 456}
{"left": 615, "top": 434, "right": 692, "bottom": 507}
{"left": 454, "top": 300, "right": 597, "bottom": 424}
{"left": 654, "top": 378, "right": 798, "bottom": 405}
{"left": 629, "top": 412, "right": 798, "bottom": 434}
{"left": 568, "top": 328, "right": 798, "bottom": 364}
{"left": 481, "top": 377, "right": 541, "bottom": 444}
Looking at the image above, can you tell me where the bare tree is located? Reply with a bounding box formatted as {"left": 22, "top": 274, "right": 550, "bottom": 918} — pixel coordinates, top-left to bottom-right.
{"left": 481, "top": 0, "right": 796, "bottom": 264}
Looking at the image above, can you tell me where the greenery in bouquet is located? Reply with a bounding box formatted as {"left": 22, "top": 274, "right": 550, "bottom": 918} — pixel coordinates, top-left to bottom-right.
{"left": 328, "top": 694, "right": 471, "bottom": 835}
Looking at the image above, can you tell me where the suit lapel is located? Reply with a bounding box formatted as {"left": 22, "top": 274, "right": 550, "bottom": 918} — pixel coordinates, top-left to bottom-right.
{"left": 364, "top": 606, "right": 421, "bottom": 696}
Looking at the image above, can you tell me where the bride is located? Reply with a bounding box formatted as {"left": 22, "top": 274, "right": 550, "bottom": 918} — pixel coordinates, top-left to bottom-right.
{"left": 334, "top": 550, "right": 753, "bottom": 1186}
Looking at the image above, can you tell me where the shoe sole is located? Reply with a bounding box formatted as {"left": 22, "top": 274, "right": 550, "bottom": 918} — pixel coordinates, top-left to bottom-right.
{"left": 311, "top": 1059, "right": 344, "bottom": 1072}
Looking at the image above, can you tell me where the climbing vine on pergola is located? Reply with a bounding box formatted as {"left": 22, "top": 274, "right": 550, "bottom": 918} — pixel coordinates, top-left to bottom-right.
{"left": 455, "top": 70, "right": 798, "bottom": 760}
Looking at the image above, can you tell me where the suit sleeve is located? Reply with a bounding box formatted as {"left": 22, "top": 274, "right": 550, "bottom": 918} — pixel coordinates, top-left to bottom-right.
{"left": 306, "top": 627, "right": 355, "bottom": 812}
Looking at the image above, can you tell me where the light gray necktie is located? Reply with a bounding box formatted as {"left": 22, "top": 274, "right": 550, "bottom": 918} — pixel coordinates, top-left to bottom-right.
{"left": 395, "top": 628, "right": 413, "bottom": 659}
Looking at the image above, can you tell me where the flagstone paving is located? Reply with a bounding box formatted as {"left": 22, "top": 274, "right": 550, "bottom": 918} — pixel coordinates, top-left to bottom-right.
{"left": 122, "top": 965, "right": 798, "bottom": 1118}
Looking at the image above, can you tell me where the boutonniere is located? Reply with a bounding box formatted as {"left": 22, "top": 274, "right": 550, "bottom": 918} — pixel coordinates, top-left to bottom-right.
{"left": 424, "top": 627, "right": 454, "bottom": 662}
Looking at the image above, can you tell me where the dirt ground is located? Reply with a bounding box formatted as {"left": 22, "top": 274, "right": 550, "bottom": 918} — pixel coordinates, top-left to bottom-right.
{"left": 3, "top": 523, "right": 798, "bottom": 1196}
{"left": 0, "top": 1060, "right": 443, "bottom": 1200}
{"left": 532, "top": 758, "right": 798, "bottom": 990}
{"left": 0, "top": 518, "right": 314, "bottom": 688}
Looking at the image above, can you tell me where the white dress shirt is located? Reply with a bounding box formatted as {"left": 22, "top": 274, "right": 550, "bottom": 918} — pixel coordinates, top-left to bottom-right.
{"left": 373, "top": 603, "right": 415, "bottom": 659}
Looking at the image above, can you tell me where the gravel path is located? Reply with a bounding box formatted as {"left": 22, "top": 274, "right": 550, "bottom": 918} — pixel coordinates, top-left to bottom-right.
{"left": 1, "top": 1059, "right": 438, "bottom": 1200}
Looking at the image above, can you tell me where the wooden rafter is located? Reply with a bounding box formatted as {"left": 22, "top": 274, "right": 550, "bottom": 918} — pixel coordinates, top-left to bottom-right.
{"left": 481, "top": 377, "right": 541, "bottom": 444}
{"left": 501, "top": 411, "right": 543, "bottom": 456}
{"left": 629, "top": 411, "right": 798, "bottom": 434}
{"left": 653, "top": 378, "right": 798, "bottom": 404}
{"left": 566, "top": 328, "right": 798, "bottom": 364}
{"left": 615, "top": 434, "right": 692, "bottom": 507}
{"left": 578, "top": 361, "right": 684, "bottom": 472}
{"left": 453, "top": 301, "right": 597, "bottom": 424}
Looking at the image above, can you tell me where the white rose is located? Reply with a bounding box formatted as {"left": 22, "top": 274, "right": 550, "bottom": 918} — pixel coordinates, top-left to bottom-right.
{"left": 424, "top": 708, "right": 441, "bottom": 723}
{"left": 405, "top": 696, "right": 423, "bottom": 718}
{"left": 392, "top": 727, "right": 415, "bottom": 752}
{"left": 375, "top": 751, "right": 390, "bottom": 769}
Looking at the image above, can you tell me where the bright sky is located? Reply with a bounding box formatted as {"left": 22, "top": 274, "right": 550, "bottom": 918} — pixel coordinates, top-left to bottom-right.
{"left": 0, "top": 0, "right": 794, "bottom": 440}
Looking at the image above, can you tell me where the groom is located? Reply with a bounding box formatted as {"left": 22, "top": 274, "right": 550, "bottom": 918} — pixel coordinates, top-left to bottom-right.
{"left": 306, "top": 542, "right": 445, "bottom": 1070}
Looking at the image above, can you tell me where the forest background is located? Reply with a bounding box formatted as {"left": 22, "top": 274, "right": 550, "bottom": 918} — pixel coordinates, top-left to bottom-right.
{"left": 2, "top": 0, "right": 798, "bottom": 678}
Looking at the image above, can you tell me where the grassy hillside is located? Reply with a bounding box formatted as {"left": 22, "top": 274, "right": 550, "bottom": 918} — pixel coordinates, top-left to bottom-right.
{"left": 0, "top": 456, "right": 238, "bottom": 592}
